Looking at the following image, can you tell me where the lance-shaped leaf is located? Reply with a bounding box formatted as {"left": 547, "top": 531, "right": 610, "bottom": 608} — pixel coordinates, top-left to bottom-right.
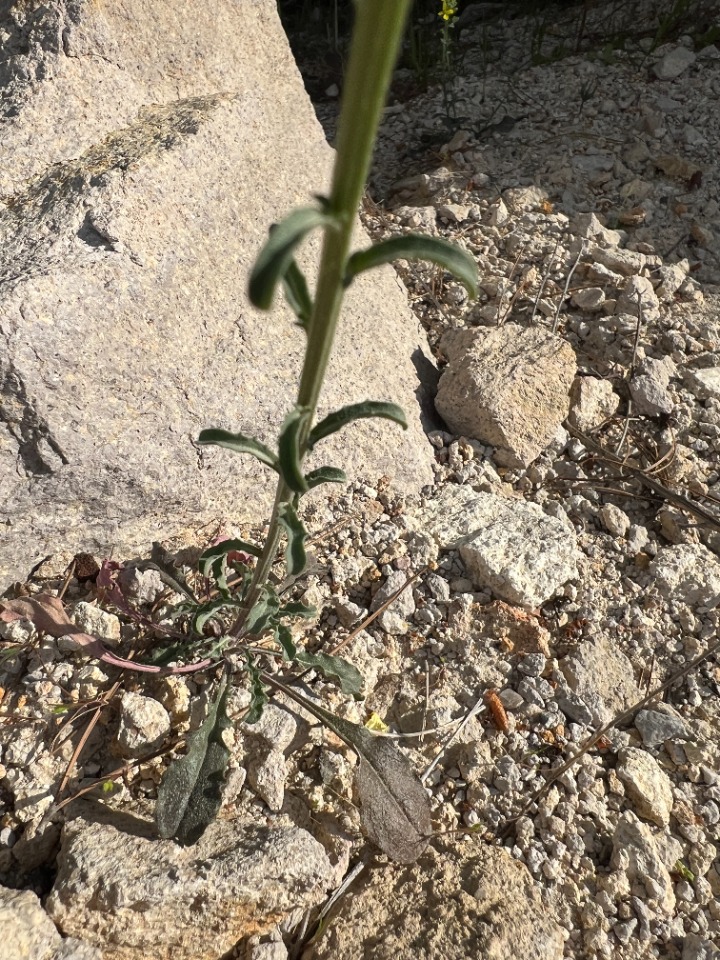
{"left": 245, "top": 656, "right": 269, "bottom": 723}
{"left": 199, "top": 538, "right": 260, "bottom": 597}
{"left": 249, "top": 207, "right": 338, "bottom": 310}
{"left": 197, "top": 429, "right": 278, "bottom": 470}
{"left": 278, "top": 501, "right": 308, "bottom": 576}
{"left": 282, "top": 260, "right": 313, "bottom": 329}
{"left": 156, "top": 673, "right": 231, "bottom": 845}
{"left": 345, "top": 234, "right": 479, "bottom": 299}
{"left": 278, "top": 406, "right": 311, "bottom": 493}
{"left": 304, "top": 466, "right": 347, "bottom": 489}
{"left": 308, "top": 401, "right": 407, "bottom": 450}
{"left": 295, "top": 651, "right": 364, "bottom": 698}
{"left": 275, "top": 623, "right": 297, "bottom": 662}
{"left": 261, "top": 675, "right": 432, "bottom": 863}
{"left": 244, "top": 591, "right": 280, "bottom": 637}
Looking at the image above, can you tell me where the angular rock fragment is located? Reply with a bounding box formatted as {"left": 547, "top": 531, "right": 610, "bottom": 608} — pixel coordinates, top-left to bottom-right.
{"left": 568, "top": 377, "right": 619, "bottom": 432}
{"left": 559, "top": 635, "right": 640, "bottom": 727}
{"left": 616, "top": 748, "right": 674, "bottom": 827}
{"left": 46, "top": 817, "right": 333, "bottom": 960}
{"left": 1, "top": 885, "right": 101, "bottom": 960}
{"left": 649, "top": 544, "right": 720, "bottom": 607}
{"left": 309, "top": 839, "right": 565, "bottom": 960}
{"left": 435, "top": 324, "right": 576, "bottom": 468}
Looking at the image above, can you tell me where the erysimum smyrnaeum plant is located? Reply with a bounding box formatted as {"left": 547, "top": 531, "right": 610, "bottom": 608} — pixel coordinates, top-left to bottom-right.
{"left": 154, "top": 0, "right": 478, "bottom": 861}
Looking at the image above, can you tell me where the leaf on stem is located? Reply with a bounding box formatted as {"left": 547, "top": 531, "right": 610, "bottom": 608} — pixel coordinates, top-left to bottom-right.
{"left": 308, "top": 401, "right": 407, "bottom": 449}
{"left": 155, "top": 672, "right": 232, "bottom": 845}
{"left": 295, "top": 650, "right": 364, "bottom": 698}
{"left": 278, "top": 406, "right": 312, "bottom": 493}
{"left": 245, "top": 656, "right": 269, "bottom": 723}
{"left": 277, "top": 502, "right": 308, "bottom": 576}
{"left": 197, "top": 429, "right": 278, "bottom": 470}
{"left": 249, "top": 207, "right": 339, "bottom": 311}
{"left": 345, "top": 234, "right": 479, "bottom": 299}
{"left": 282, "top": 260, "right": 313, "bottom": 329}
{"left": 304, "top": 466, "right": 347, "bottom": 489}
{"left": 261, "top": 675, "right": 432, "bottom": 863}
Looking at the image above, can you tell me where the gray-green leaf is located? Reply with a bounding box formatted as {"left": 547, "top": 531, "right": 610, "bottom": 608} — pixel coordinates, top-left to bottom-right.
{"left": 277, "top": 502, "right": 308, "bottom": 576}
{"left": 304, "top": 466, "right": 347, "bottom": 489}
{"left": 345, "top": 234, "right": 478, "bottom": 299}
{"left": 249, "top": 207, "right": 338, "bottom": 310}
{"left": 197, "top": 429, "right": 278, "bottom": 470}
{"left": 282, "top": 260, "right": 313, "bottom": 329}
{"left": 261, "top": 676, "right": 432, "bottom": 863}
{"left": 156, "top": 673, "right": 231, "bottom": 845}
{"left": 295, "top": 651, "right": 364, "bottom": 698}
{"left": 278, "top": 406, "right": 311, "bottom": 493}
{"left": 308, "top": 401, "right": 407, "bottom": 450}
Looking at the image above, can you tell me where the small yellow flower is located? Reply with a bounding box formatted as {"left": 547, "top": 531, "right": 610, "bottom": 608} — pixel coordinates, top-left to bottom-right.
{"left": 439, "top": 0, "right": 458, "bottom": 21}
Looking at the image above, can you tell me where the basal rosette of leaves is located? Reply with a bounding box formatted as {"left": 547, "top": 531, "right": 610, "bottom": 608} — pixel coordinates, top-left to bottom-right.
{"left": 153, "top": 0, "right": 478, "bottom": 861}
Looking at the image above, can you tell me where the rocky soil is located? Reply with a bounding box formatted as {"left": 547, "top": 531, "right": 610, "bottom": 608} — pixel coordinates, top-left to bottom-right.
{"left": 4, "top": 3, "right": 720, "bottom": 959}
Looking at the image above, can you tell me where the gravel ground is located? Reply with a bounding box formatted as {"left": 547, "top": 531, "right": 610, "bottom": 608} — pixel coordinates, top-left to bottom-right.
{"left": 2, "top": 4, "right": 720, "bottom": 959}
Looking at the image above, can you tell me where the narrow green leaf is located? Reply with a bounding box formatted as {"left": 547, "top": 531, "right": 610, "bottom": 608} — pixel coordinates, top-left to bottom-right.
{"left": 296, "top": 651, "right": 364, "bottom": 698}
{"left": 244, "top": 592, "right": 280, "bottom": 636}
{"left": 282, "top": 260, "right": 313, "bottom": 329}
{"left": 249, "top": 207, "right": 338, "bottom": 310}
{"left": 275, "top": 623, "right": 297, "bottom": 662}
{"left": 199, "top": 539, "right": 262, "bottom": 579}
{"left": 260, "top": 675, "right": 432, "bottom": 864}
{"left": 278, "top": 601, "right": 316, "bottom": 619}
{"left": 308, "top": 401, "right": 407, "bottom": 449}
{"left": 193, "top": 598, "right": 241, "bottom": 634}
{"left": 278, "top": 406, "right": 311, "bottom": 493}
{"left": 278, "top": 502, "right": 308, "bottom": 576}
{"left": 345, "top": 234, "right": 479, "bottom": 299}
{"left": 197, "top": 429, "right": 278, "bottom": 470}
{"left": 304, "top": 466, "right": 347, "bottom": 489}
{"left": 156, "top": 673, "right": 231, "bottom": 845}
{"left": 245, "top": 656, "right": 269, "bottom": 723}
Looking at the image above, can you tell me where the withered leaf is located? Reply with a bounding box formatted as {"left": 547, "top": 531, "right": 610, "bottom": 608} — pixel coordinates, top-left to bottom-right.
{"left": 261, "top": 673, "right": 432, "bottom": 862}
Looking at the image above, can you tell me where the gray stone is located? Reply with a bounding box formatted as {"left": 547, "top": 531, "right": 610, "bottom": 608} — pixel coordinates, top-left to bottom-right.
{"left": 309, "top": 838, "right": 564, "bottom": 960}
{"left": 649, "top": 543, "right": 720, "bottom": 607}
{"left": 616, "top": 748, "right": 674, "bottom": 827}
{"left": 46, "top": 816, "right": 333, "bottom": 960}
{"left": 571, "top": 286, "right": 606, "bottom": 311}
{"left": 600, "top": 504, "right": 630, "bottom": 538}
{"left": 610, "top": 812, "right": 675, "bottom": 914}
{"left": 568, "top": 376, "right": 619, "bottom": 433}
{"left": 0, "top": 0, "right": 434, "bottom": 589}
{"left": 457, "top": 495, "right": 579, "bottom": 608}
{"left": 559, "top": 636, "right": 641, "bottom": 727}
{"left": 435, "top": 324, "right": 576, "bottom": 468}
{"left": 634, "top": 708, "right": 691, "bottom": 748}
{"left": 116, "top": 691, "right": 171, "bottom": 758}
{"left": 683, "top": 934, "right": 720, "bottom": 960}
{"left": 0, "top": 884, "right": 101, "bottom": 960}
{"left": 371, "top": 569, "right": 416, "bottom": 634}
{"left": 684, "top": 367, "right": 720, "bottom": 402}
{"left": 416, "top": 486, "right": 580, "bottom": 608}
{"left": 589, "top": 244, "right": 648, "bottom": 277}
{"left": 653, "top": 46, "right": 696, "bottom": 80}
{"left": 630, "top": 357, "right": 676, "bottom": 416}
{"left": 616, "top": 275, "right": 660, "bottom": 322}
{"left": 69, "top": 602, "right": 121, "bottom": 649}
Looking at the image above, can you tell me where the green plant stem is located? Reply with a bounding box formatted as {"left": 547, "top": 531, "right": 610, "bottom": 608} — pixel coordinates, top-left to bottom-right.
{"left": 232, "top": 0, "right": 412, "bottom": 636}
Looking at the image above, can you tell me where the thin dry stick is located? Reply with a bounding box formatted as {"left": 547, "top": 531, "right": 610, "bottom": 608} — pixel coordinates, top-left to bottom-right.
{"left": 530, "top": 236, "right": 561, "bottom": 324}
{"left": 552, "top": 241, "right": 585, "bottom": 333}
{"left": 567, "top": 423, "right": 720, "bottom": 533}
{"left": 329, "top": 566, "right": 427, "bottom": 656}
{"left": 55, "top": 679, "right": 123, "bottom": 800}
{"left": 496, "top": 242, "right": 527, "bottom": 326}
{"left": 420, "top": 659, "right": 430, "bottom": 745}
{"left": 501, "top": 633, "right": 720, "bottom": 836}
{"left": 615, "top": 289, "right": 643, "bottom": 456}
{"left": 421, "top": 693, "right": 486, "bottom": 784}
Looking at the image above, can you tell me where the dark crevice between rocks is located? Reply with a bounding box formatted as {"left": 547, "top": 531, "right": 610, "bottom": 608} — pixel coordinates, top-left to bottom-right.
{"left": 0, "top": 364, "right": 69, "bottom": 475}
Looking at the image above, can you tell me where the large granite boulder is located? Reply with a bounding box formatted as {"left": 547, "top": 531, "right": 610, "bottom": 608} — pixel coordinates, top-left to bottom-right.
{"left": 0, "top": 0, "right": 434, "bottom": 587}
